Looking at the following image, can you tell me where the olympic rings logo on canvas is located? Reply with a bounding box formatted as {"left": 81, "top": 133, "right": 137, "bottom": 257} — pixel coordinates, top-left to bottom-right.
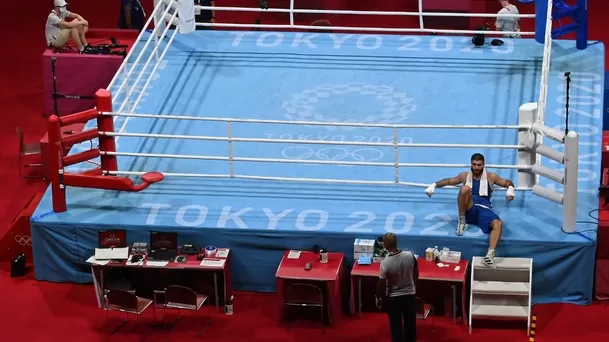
{"left": 282, "top": 83, "right": 416, "bottom": 131}
{"left": 281, "top": 146, "right": 385, "bottom": 162}
{"left": 14, "top": 235, "right": 32, "bottom": 246}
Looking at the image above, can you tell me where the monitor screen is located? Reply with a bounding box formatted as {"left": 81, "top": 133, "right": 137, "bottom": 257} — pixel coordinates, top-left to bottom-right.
{"left": 98, "top": 230, "right": 127, "bottom": 248}
{"left": 149, "top": 231, "right": 178, "bottom": 250}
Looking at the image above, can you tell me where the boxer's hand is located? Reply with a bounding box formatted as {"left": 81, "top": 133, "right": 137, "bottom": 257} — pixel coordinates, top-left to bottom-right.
{"left": 425, "top": 183, "right": 436, "bottom": 198}
{"left": 506, "top": 186, "right": 515, "bottom": 202}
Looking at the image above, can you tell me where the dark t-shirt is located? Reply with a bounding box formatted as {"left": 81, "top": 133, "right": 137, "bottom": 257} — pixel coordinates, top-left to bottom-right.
{"left": 119, "top": 0, "right": 145, "bottom": 31}
{"left": 195, "top": 0, "right": 213, "bottom": 21}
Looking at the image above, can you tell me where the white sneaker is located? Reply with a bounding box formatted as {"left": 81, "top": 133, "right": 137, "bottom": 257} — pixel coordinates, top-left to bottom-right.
{"left": 483, "top": 255, "right": 496, "bottom": 268}
{"left": 456, "top": 221, "right": 466, "bottom": 236}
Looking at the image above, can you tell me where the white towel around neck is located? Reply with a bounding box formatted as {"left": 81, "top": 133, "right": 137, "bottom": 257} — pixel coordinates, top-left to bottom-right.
{"left": 465, "top": 170, "right": 489, "bottom": 196}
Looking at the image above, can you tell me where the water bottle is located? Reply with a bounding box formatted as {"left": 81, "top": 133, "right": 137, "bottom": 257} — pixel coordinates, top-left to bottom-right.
{"left": 224, "top": 295, "right": 234, "bottom": 315}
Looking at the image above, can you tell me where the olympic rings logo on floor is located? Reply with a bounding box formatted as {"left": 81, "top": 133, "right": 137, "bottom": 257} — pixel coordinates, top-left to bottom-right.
{"left": 14, "top": 235, "right": 32, "bottom": 246}
{"left": 282, "top": 83, "right": 416, "bottom": 132}
{"left": 281, "top": 146, "right": 385, "bottom": 163}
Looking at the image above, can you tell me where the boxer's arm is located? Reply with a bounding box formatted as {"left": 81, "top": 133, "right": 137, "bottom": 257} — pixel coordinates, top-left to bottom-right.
{"left": 489, "top": 172, "right": 514, "bottom": 188}
{"left": 434, "top": 172, "right": 466, "bottom": 188}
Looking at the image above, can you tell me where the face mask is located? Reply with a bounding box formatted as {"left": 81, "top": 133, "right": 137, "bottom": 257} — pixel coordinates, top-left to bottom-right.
{"left": 58, "top": 7, "right": 66, "bottom": 15}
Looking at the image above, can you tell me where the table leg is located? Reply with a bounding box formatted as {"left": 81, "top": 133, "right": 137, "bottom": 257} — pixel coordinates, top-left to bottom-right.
{"left": 452, "top": 284, "right": 456, "bottom": 324}
{"left": 101, "top": 269, "right": 104, "bottom": 308}
{"left": 358, "top": 276, "right": 362, "bottom": 317}
{"left": 214, "top": 272, "right": 219, "bottom": 312}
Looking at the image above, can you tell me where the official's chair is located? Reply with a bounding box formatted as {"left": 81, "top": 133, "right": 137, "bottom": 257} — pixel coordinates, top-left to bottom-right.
{"left": 416, "top": 297, "right": 435, "bottom": 332}
{"left": 284, "top": 282, "right": 325, "bottom": 332}
{"left": 154, "top": 285, "right": 211, "bottom": 335}
{"left": 16, "top": 127, "right": 43, "bottom": 178}
{"left": 104, "top": 288, "right": 153, "bottom": 335}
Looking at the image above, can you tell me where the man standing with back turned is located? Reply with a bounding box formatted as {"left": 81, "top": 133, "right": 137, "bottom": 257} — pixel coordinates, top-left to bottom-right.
{"left": 496, "top": 0, "right": 521, "bottom": 38}
{"left": 425, "top": 153, "right": 515, "bottom": 267}
{"left": 376, "top": 233, "right": 418, "bottom": 342}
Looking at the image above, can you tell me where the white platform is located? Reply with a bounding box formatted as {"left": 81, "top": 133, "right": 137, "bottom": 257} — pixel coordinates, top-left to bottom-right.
{"left": 469, "top": 257, "right": 533, "bottom": 334}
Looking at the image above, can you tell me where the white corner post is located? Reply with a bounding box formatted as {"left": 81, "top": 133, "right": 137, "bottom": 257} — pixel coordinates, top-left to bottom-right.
{"left": 562, "top": 130, "right": 579, "bottom": 233}
{"left": 517, "top": 103, "right": 538, "bottom": 188}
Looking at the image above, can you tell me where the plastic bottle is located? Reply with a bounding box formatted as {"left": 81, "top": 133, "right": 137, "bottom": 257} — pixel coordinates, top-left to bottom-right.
{"left": 225, "top": 295, "right": 234, "bottom": 315}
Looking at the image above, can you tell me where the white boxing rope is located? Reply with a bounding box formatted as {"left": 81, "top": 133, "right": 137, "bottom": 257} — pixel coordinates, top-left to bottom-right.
{"left": 99, "top": 130, "right": 522, "bottom": 150}
{"left": 105, "top": 111, "right": 524, "bottom": 130}
{"left": 116, "top": 9, "right": 179, "bottom": 115}
{"left": 534, "top": 144, "right": 564, "bottom": 164}
{"left": 194, "top": 5, "right": 537, "bottom": 19}
{"left": 517, "top": 103, "right": 580, "bottom": 233}
{"left": 101, "top": 150, "right": 529, "bottom": 170}
{"left": 158, "top": 0, "right": 179, "bottom": 27}
{"left": 107, "top": 1, "right": 166, "bottom": 90}
{"left": 112, "top": 0, "right": 176, "bottom": 111}
{"left": 193, "top": 4, "right": 535, "bottom": 36}
{"left": 103, "top": 170, "right": 531, "bottom": 190}
{"left": 531, "top": 122, "right": 565, "bottom": 143}
{"left": 197, "top": 22, "right": 534, "bottom": 36}
{"left": 531, "top": 164, "right": 564, "bottom": 184}
{"left": 531, "top": 184, "right": 563, "bottom": 204}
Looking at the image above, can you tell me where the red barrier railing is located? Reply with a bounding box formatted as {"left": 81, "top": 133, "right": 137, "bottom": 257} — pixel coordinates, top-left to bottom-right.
{"left": 47, "top": 89, "right": 164, "bottom": 213}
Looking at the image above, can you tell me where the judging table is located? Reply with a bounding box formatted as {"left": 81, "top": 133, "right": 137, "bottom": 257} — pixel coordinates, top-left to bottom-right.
{"left": 88, "top": 248, "right": 233, "bottom": 312}
{"left": 350, "top": 257, "right": 469, "bottom": 324}
{"left": 275, "top": 251, "right": 345, "bottom": 325}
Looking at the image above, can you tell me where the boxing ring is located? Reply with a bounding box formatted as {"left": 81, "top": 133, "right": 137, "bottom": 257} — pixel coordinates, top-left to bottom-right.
{"left": 30, "top": 0, "right": 604, "bottom": 305}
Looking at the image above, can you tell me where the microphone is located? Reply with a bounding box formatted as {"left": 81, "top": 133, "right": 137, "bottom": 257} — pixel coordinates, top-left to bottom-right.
{"left": 304, "top": 257, "right": 319, "bottom": 271}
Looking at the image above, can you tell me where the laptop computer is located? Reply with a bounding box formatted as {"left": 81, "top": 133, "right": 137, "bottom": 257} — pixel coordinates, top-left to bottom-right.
{"left": 94, "top": 230, "right": 129, "bottom": 260}
{"left": 148, "top": 231, "right": 178, "bottom": 261}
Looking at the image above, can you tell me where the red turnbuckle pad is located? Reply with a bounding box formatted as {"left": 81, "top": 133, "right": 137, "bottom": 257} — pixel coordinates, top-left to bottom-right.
{"left": 142, "top": 172, "right": 164, "bottom": 184}
{"left": 63, "top": 171, "right": 165, "bottom": 192}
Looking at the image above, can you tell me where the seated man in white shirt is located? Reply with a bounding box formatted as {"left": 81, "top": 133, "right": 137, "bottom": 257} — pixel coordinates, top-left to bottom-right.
{"left": 45, "top": 0, "right": 91, "bottom": 53}
{"left": 496, "top": 0, "right": 521, "bottom": 38}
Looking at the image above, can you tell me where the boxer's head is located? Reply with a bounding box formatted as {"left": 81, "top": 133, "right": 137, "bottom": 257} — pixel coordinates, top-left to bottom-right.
{"left": 470, "top": 153, "right": 485, "bottom": 177}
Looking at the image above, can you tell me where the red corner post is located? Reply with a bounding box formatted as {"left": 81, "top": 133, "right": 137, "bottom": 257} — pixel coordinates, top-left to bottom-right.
{"left": 47, "top": 115, "right": 67, "bottom": 213}
{"left": 95, "top": 89, "right": 118, "bottom": 173}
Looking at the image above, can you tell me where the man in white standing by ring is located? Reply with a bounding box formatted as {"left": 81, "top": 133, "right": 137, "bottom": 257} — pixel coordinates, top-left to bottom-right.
{"left": 496, "top": 0, "right": 521, "bottom": 38}
{"left": 425, "top": 153, "right": 515, "bottom": 267}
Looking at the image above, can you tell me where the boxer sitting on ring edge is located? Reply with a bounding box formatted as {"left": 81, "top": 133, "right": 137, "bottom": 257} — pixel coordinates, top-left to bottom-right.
{"left": 425, "top": 153, "right": 515, "bottom": 267}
